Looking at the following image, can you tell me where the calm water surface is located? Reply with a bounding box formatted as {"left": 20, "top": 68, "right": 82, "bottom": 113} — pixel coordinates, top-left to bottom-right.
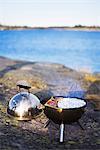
{"left": 0, "top": 29, "right": 100, "bottom": 73}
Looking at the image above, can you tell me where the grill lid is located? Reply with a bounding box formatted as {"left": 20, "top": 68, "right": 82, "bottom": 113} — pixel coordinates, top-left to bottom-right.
{"left": 7, "top": 80, "right": 41, "bottom": 120}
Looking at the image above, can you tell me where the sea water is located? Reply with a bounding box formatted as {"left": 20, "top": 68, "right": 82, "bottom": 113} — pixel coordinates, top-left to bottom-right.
{"left": 0, "top": 29, "right": 100, "bottom": 73}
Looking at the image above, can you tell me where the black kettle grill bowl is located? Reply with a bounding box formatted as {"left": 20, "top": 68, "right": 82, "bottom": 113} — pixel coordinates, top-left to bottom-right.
{"left": 44, "top": 97, "right": 86, "bottom": 124}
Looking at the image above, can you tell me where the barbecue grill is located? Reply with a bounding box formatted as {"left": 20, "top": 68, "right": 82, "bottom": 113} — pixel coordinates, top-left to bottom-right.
{"left": 44, "top": 96, "right": 87, "bottom": 142}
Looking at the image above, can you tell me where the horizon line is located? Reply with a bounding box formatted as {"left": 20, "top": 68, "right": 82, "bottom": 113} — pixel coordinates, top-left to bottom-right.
{"left": 0, "top": 23, "right": 100, "bottom": 28}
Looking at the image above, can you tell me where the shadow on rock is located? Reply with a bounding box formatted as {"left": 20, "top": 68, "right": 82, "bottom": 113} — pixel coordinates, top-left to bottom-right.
{"left": 0, "top": 61, "right": 34, "bottom": 78}
{"left": 85, "top": 80, "right": 100, "bottom": 111}
{"left": 86, "top": 80, "right": 100, "bottom": 95}
{"left": 35, "top": 90, "right": 53, "bottom": 104}
{"left": 0, "top": 83, "right": 9, "bottom": 103}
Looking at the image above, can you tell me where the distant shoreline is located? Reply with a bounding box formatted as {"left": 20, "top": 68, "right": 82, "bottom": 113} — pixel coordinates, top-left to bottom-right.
{"left": 0, "top": 24, "right": 100, "bottom": 31}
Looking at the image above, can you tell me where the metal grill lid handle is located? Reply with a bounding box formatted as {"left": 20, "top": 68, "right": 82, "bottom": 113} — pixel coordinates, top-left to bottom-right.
{"left": 17, "top": 80, "right": 31, "bottom": 91}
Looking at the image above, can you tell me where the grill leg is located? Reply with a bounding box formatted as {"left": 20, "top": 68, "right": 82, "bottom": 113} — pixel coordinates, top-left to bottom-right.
{"left": 60, "top": 123, "right": 64, "bottom": 143}
{"left": 44, "top": 119, "right": 51, "bottom": 128}
{"left": 77, "top": 120, "right": 84, "bottom": 130}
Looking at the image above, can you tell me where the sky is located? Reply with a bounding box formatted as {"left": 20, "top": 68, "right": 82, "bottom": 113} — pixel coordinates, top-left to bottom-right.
{"left": 0, "top": 0, "right": 99, "bottom": 27}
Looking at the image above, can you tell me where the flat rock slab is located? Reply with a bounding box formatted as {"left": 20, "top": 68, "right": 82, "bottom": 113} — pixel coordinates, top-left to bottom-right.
{"left": 0, "top": 57, "right": 100, "bottom": 149}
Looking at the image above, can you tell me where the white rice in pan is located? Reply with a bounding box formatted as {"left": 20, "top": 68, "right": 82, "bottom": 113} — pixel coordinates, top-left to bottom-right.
{"left": 58, "top": 98, "right": 86, "bottom": 109}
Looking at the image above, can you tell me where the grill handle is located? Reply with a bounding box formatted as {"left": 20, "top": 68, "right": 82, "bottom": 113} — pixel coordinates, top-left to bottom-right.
{"left": 17, "top": 80, "right": 31, "bottom": 93}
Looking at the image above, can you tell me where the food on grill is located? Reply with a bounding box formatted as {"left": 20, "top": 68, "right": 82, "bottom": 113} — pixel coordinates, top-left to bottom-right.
{"left": 46, "top": 97, "right": 63, "bottom": 107}
{"left": 47, "top": 100, "right": 57, "bottom": 106}
{"left": 58, "top": 98, "right": 86, "bottom": 109}
{"left": 46, "top": 97, "right": 86, "bottom": 109}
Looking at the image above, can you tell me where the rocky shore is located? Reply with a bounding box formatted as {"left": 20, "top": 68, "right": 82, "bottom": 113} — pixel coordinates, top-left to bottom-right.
{"left": 0, "top": 56, "right": 100, "bottom": 149}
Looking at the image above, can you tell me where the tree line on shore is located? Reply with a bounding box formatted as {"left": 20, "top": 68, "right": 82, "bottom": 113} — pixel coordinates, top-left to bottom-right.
{"left": 0, "top": 23, "right": 100, "bottom": 30}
